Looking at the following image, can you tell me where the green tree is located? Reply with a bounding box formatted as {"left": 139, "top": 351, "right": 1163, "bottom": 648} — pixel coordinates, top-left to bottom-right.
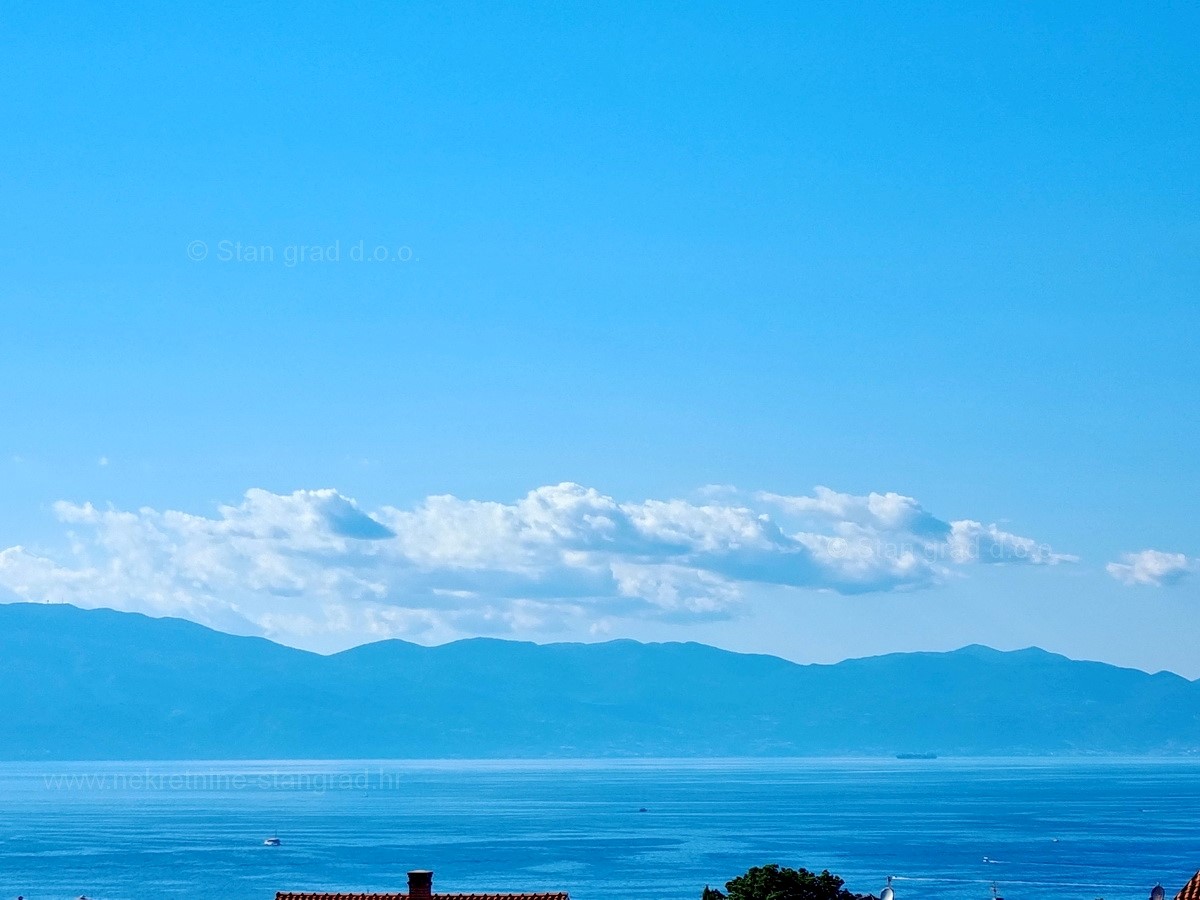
{"left": 702, "top": 864, "right": 877, "bottom": 900}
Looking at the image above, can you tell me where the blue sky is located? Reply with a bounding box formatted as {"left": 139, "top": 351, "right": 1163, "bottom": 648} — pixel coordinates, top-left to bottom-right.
{"left": 1, "top": 2, "right": 1198, "bottom": 673}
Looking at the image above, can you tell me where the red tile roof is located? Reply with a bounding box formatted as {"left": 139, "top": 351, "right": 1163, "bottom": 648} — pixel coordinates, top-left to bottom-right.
{"left": 1176, "top": 872, "right": 1200, "bottom": 900}
{"left": 276, "top": 894, "right": 569, "bottom": 900}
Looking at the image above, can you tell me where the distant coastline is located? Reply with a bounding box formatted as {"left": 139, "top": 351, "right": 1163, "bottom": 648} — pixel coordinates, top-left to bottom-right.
{"left": 5, "top": 603, "right": 1200, "bottom": 760}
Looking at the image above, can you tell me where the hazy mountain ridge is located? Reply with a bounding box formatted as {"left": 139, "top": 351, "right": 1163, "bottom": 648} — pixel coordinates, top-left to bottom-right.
{"left": 2, "top": 603, "right": 1198, "bottom": 760}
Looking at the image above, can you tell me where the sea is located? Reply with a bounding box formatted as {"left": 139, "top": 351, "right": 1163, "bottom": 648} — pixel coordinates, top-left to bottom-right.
{"left": 1, "top": 758, "right": 1197, "bottom": 900}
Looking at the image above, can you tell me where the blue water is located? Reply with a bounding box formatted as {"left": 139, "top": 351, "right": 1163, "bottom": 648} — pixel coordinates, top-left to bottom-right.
{"left": 1, "top": 759, "right": 1198, "bottom": 900}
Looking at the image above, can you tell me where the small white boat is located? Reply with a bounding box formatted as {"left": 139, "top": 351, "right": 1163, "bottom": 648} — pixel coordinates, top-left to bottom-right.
{"left": 263, "top": 836, "right": 281, "bottom": 846}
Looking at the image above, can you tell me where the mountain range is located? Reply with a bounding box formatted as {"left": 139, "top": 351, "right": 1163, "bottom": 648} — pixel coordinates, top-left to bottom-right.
{"left": 2, "top": 602, "right": 1197, "bottom": 760}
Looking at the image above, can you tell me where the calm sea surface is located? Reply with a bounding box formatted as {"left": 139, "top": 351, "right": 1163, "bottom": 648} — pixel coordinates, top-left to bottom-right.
{"left": 1, "top": 758, "right": 1197, "bottom": 900}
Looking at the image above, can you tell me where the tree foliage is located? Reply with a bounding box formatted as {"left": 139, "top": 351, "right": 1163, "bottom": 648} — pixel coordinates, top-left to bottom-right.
{"left": 702, "top": 864, "right": 877, "bottom": 900}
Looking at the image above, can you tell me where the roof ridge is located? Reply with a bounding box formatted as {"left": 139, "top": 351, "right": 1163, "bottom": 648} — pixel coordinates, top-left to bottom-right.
{"left": 276, "top": 893, "right": 571, "bottom": 900}
{"left": 1175, "top": 870, "right": 1200, "bottom": 900}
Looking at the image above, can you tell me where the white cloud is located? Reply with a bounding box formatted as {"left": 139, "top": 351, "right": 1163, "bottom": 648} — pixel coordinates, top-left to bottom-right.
{"left": 0, "top": 484, "right": 1072, "bottom": 648}
{"left": 1106, "top": 549, "right": 1194, "bottom": 587}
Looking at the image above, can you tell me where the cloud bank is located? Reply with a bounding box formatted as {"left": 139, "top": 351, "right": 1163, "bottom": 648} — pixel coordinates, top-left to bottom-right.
{"left": 0, "top": 484, "right": 1072, "bottom": 647}
{"left": 1106, "top": 549, "right": 1194, "bottom": 587}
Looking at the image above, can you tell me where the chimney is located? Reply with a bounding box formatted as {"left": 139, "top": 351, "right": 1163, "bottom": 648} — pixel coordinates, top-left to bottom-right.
{"left": 408, "top": 870, "right": 433, "bottom": 900}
